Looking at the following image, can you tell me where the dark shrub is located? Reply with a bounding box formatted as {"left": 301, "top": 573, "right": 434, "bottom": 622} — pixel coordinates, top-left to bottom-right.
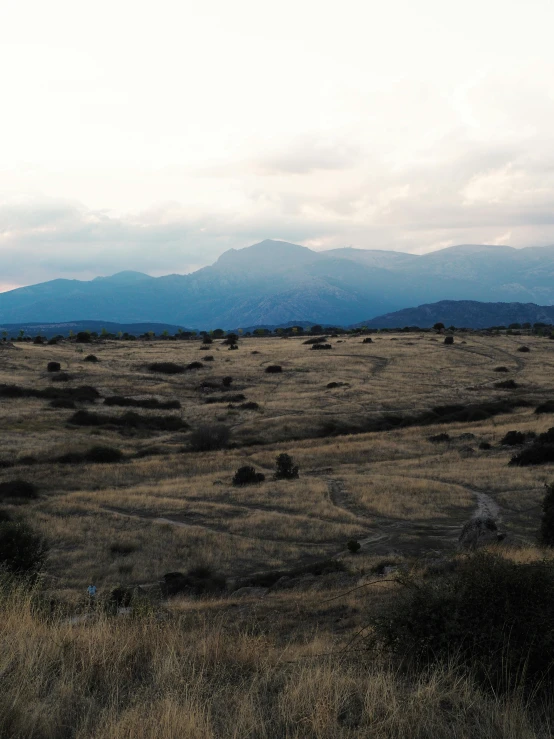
{"left": 347, "top": 540, "right": 361, "bottom": 553}
{"left": 444, "top": 336, "right": 454, "bottom": 345}
{"left": 274, "top": 453, "right": 299, "bottom": 480}
{"left": 428, "top": 433, "right": 450, "bottom": 443}
{"left": 222, "top": 376, "right": 233, "bottom": 387}
{"left": 109, "top": 541, "right": 137, "bottom": 556}
{"left": 49, "top": 399, "right": 76, "bottom": 409}
{"left": 510, "top": 444, "right": 554, "bottom": 466}
{"left": 0, "top": 510, "right": 12, "bottom": 523}
{"left": 189, "top": 424, "right": 230, "bottom": 452}
{"left": 47, "top": 361, "right": 61, "bottom": 372}
{"left": 536, "top": 400, "right": 554, "bottom": 415}
{"left": 479, "top": 441, "right": 492, "bottom": 450}
{"left": 501, "top": 430, "right": 528, "bottom": 446}
{"left": 517, "top": 346, "right": 530, "bottom": 352}
{"left": 204, "top": 393, "right": 245, "bottom": 404}
{"left": 186, "top": 361, "right": 204, "bottom": 370}
{"left": 103, "top": 396, "right": 180, "bottom": 410}
{"left": 161, "top": 567, "right": 226, "bottom": 597}
{"left": 265, "top": 365, "right": 282, "bottom": 373}
{"left": 303, "top": 336, "right": 328, "bottom": 345}
{"left": 311, "top": 343, "right": 332, "bottom": 350}
{"left": 494, "top": 379, "right": 519, "bottom": 389}
{"left": 232, "top": 466, "right": 265, "bottom": 486}
{"left": 362, "top": 337, "right": 373, "bottom": 343}
{"left": 370, "top": 551, "right": 554, "bottom": 694}
{"left": 148, "top": 362, "right": 185, "bottom": 374}
{"left": 57, "top": 446, "right": 123, "bottom": 464}
{"left": 238, "top": 402, "right": 259, "bottom": 410}
{"left": 203, "top": 355, "right": 214, "bottom": 361}
{"left": 75, "top": 332, "right": 91, "bottom": 343}
{"left": 84, "top": 354, "right": 99, "bottom": 362}
{"left": 0, "top": 520, "right": 48, "bottom": 577}
{"left": 493, "top": 366, "right": 509, "bottom": 372}
{"left": 0, "top": 480, "right": 38, "bottom": 500}
{"left": 202, "top": 336, "right": 213, "bottom": 344}
{"left": 68, "top": 409, "right": 187, "bottom": 432}
{"left": 51, "top": 372, "right": 71, "bottom": 382}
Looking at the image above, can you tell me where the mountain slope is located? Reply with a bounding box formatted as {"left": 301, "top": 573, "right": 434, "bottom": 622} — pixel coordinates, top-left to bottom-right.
{"left": 2, "top": 240, "right": 554, "bottom": 327}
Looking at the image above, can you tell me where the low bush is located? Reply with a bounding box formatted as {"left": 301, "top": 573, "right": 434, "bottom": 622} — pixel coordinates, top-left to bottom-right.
{"left": 148, "top": 362, "right": 185, "bottom": 374}
{"left": 204, "top": 393, "right": 245, "bottom": 404}
{"left": 0, "top": 519, "right": 48, "bottom": 577}
{"left": 274, "top": 453, "right": 299, "bottom": 480}
{"left": 161, "top": 567, "right": 226, "bottom": 597}
{"left": 428, "top": 433, "right": 450, "bottom": 443}
{"left": 370, "top": 551, "right": 554, "bottom": 694}
{"left": 103, "top": 396, "right": 180, "bottom": 410}
{"left": 362, "top": 337, "right": 373, "bottom": 343}
{"left": 232, "top": 466, "right": 265, "bottom": 486}
{"left": 494, "top": 379, "right": 519, "bottom": 389}
{"left": 47, "top": 361, "right": 61, "bottom": 372}
{"left": 501, "top": 430, "right": 530, "bottom": 446}
{"left": 75, "top": 332, "right": 91, "bottom": 343}
{"left": 265, "top": 365, "right": 282, "bottom": 373}
{"left": 237, "top": 401, "right": 259, "bottom": 410}
{"left": 535, "top": 400, "right": 554, "bottom": 414}
{"left": 479, "top": 441, "right": 492, "bottom": 450}
{"left": 189, "top": 424, "right": 230, "bottom": 452}
{"left": 347, "top": 540, "right": 361, "bottom": 553}
{"left": 203, "top": 355, "right": 214, "bottom": 361}
{"left": 222, "top": 376, "right": 233, "bottom": 387}
{"left": 50, "top": 372, "right": 71, "bottom": 382}
{"left": 0, "top": 480, "right": 38, "bottom": 500}
{"left": 83, "top": 354, "right": 99, "bottom": 362}
{"left": 303, "top": 336, "right": 328, "bottom": 345}
{"left": 68, "top": 409, "right": 187, "bottom": 432}
{"left": 540, "top": 483, "right": 554, "bottom": 546}
{"left": 493, "top": 366, "right": 509, "bottom": 372}
{"left": 57, "top": 446, "right": 124, "bottom": 464}
{"left": 510, "top": 444, "right": 554, "bottom": 466}
{"left": 186, "top": 361, "right": 204, "bottom": 370}
{"left": 49, "top": 399, "right": 76, "bottom": 409}
{"left": 517, "top": 346, "right": 530, "bottom": 352}
{"left": 311, "top": 343, "right": 333, "bottom": 350}
{"left": 444, "top": 336, "right": 454, "bottom": 345}
{"left": 109, "top": 541, "right": 137, "bottom": 556}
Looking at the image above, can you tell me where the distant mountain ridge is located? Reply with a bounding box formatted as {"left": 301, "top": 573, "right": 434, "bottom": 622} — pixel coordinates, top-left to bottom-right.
{"left": 2, "top": 239, "right": 554, "bottom": 328}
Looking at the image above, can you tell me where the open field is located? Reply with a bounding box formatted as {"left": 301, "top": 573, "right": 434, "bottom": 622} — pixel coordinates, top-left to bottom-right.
{"left": 2, "top": 331, "right": 554, "bottom": 736}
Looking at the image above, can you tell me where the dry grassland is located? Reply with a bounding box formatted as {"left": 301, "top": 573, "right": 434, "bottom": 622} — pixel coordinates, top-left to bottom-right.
{"left": 2, "top": 332, "right": 554, "bottom": 736}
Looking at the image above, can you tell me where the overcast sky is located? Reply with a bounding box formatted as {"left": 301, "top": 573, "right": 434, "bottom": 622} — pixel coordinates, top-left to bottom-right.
{"left": 1, "top": 0, "right": 554, "bottom": 290}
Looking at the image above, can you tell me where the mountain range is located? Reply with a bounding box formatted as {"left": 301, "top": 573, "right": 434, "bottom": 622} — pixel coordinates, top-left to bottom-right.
{"left": 1, "top": 240, "right": 554, "bottom": 328}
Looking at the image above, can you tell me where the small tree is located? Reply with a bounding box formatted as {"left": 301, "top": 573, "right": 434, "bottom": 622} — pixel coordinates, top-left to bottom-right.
{"left": 540, "top": 483, "right": 554, "bottom": 546}
{"left": 274, "top": 453, "right": 299, "bottom": 480}
{"left": 232, "top": 466, "right": 265, "bottom": 486}
{"left": 433, "top": 322, "right": 445, "bottom": 332}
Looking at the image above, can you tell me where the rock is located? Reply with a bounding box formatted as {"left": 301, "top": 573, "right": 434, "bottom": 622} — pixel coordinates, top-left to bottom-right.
{"left": 231, "top": 586, "right": 268, "bottom": 598}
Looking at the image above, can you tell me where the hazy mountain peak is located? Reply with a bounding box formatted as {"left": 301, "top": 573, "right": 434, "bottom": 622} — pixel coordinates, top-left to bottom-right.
{"left": 214, "top": 239, "right": 319, "bottom": 270}
{"left": 92, "top": 271, "right": 152, "bottom": 284}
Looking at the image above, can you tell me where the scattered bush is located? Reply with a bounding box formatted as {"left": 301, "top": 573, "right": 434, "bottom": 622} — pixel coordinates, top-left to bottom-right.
{"left": 510, "top": 444, "right": 554, "bottom": 466}
{"left": 204, "top": 393, "right": 245, "bottom": 404}
{"left": 0, "top": 520, "right": 48, "bottom": 577}
{"left": 57, "top": 446, "right": 124, "bottom": 464}
{"left": 370, "top": 551, "right": 554, "bottom": 694}
{"left": 494, "top": 379, "right": 519, "bottom": 389}
{"left": 501, "top": 430, "right": 529, "bottom": 446}
{"left": 517, "top": 346, "right": 530, "bottom": 352}
{"left": 232, "top": 466, "right": 265, "bottom": 486}
{"left": 103, "top": 396, "right": 180, "bottom": 410}
{"left": 428, "top": 433, "right": 450, "bottom": 443}
{"left": 274, "top": 453, "right": 299, "bottom": 480}
{"left": 265, "top": 365, "right": 282, "bottom": 373}
{"left": 0, "top": 480, "right": 38, "bottom": 500}
{"left": 535, "top": 400, "right": 554, "bottom": 414}
{"left": 222, "top": 376, "right": 233, "bottom": 387}
{"left": 311, "top": 343, "right": 332, "bottom": 350}
{"left": 83, "top": 354, "right": 99, "bottom": 362}
{"left": 68, "top": 409, "right": 187, "bottom": 432}
{"left": 148, "top": 362, "right": 185, "bottom": 374}
{"left": 347, "top": 540, "right": 361, "bottom": 553}
{"left": 47, "top": 361, "right": 61, "bottom": 372}
{"left": 189, "top": 424, "right": 230, "bottom": 452}
{"left": 443, "top": 336, "right": 454, "bottom": 345}
{"left": 493, "top": 366, "right": 509, "bottom": 372}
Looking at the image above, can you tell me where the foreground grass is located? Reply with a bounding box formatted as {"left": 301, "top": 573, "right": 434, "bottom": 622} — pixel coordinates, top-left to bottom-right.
{"left": 0, "top": 581, "right": 545, "bottom": 739}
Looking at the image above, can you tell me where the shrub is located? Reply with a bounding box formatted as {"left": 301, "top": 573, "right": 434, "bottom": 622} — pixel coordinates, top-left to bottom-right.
{"left": 362, "top": 337, "right": 373, "bottom": 343}
{"left": 189, "top": 424, "right": 230, "bottom": 452}
{"left": 540, "top": 483, "right": 554, "bottom": 546}
{"left": 428, "top": 433, "right": 450, "bottom": 443}
{"left": 148, "top": 362, "right": 185, "bottom": 374}
{"left": 444, "top": 336, "right": 454, "bottom": 345}
{"left": 494, "top": 366, "right": 509, "bottom": 372}
{"left": 232, "top": 466, "right": 265, "bottom": 486}
{"left": 75, "top": 331, "right": 91, "bottom": 343}
{"left": 51, "top": 372, "right": 71, "bottom": 382}
{"left": 238, "top": 402, "right": 259, "bottom": 410}
{"left": 161, "top": 567, "right": 226, "bottom": 597}
{"left": 535, "top": 400, "right": 554, "bottom": 414}
{"left": 311, "top": 343, "right": 332, "bottom": 350}
{"left": 186, "top": 361, "right": 204, "bottom": 370}
{"left": 68, "top": 409, "right": 187, "bottom": 432}
{"left": 49, "top": 399, "right": 76, "bottom": 409}
{"left": 204, "top": 393, "right": 245, "bottom": 404}
{"left": 303, "top": 336, "right": 328, "bottom": 345}
{"left": 203, "top": 355, "right": 214, "bottom": 361}
{"left": 0, "top": 520, "right": 48, "bottom": 578}
{"left": 370, "top": 551, "right": 554, "bottom": 693}
{"left": 57, "top": 446, "right": 123, "bottom": 464}
{"left": 103, "top": 396, "right": 180, "bottom": 410}
{"left": 347, "top": 539, "right": 361, "bottom": 553}
{"left": 265, "top": 365, "right": 282, "bottom": 373}
{"left": 494, "top": 379, "right": 519, "bottom": 389}
{"left": 0, "top": 480, "right": 38, "bottom": 500}
{"left": 47, "top": 361, "right": 61, "bottom": 372}
{"left": 0, "top": 509, "right": 12, "bottom": 523}
{"left": 274, "top": 453, "right": 299, "bottom": 480}
{"left": 222, "top": 376, "right": 233, "bottom": 387}
{"left": 84, "top": 354, "right": 99, "bottom": 362}
{"left": 109, "top": 541, "right": 137, "bottom": 556}
{"left": 510, "top": 444, "right": 554, "bottom": 466}
{"left": 479, "top": 441, "right": 492, "bottom": 450}
{"left": 517, "top": 345, "right": 530, "bottom": 352}
{"left": 501, "top": 430, "right": 528, "bottom": 446}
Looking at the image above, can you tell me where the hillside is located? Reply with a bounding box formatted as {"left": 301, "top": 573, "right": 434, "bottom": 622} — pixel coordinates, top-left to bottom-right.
{"left": 2, "top": 240, "right": 554, "bottom": 327}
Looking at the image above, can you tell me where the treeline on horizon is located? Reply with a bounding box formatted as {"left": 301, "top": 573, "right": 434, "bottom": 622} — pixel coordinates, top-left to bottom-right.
{"left": 2, "top": 320, "right": 554, "bottom": 344}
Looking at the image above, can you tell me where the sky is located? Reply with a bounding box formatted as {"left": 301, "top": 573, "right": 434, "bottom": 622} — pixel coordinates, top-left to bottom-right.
{"left": 1, "top": 0, "right": 554, "bottom": 290}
